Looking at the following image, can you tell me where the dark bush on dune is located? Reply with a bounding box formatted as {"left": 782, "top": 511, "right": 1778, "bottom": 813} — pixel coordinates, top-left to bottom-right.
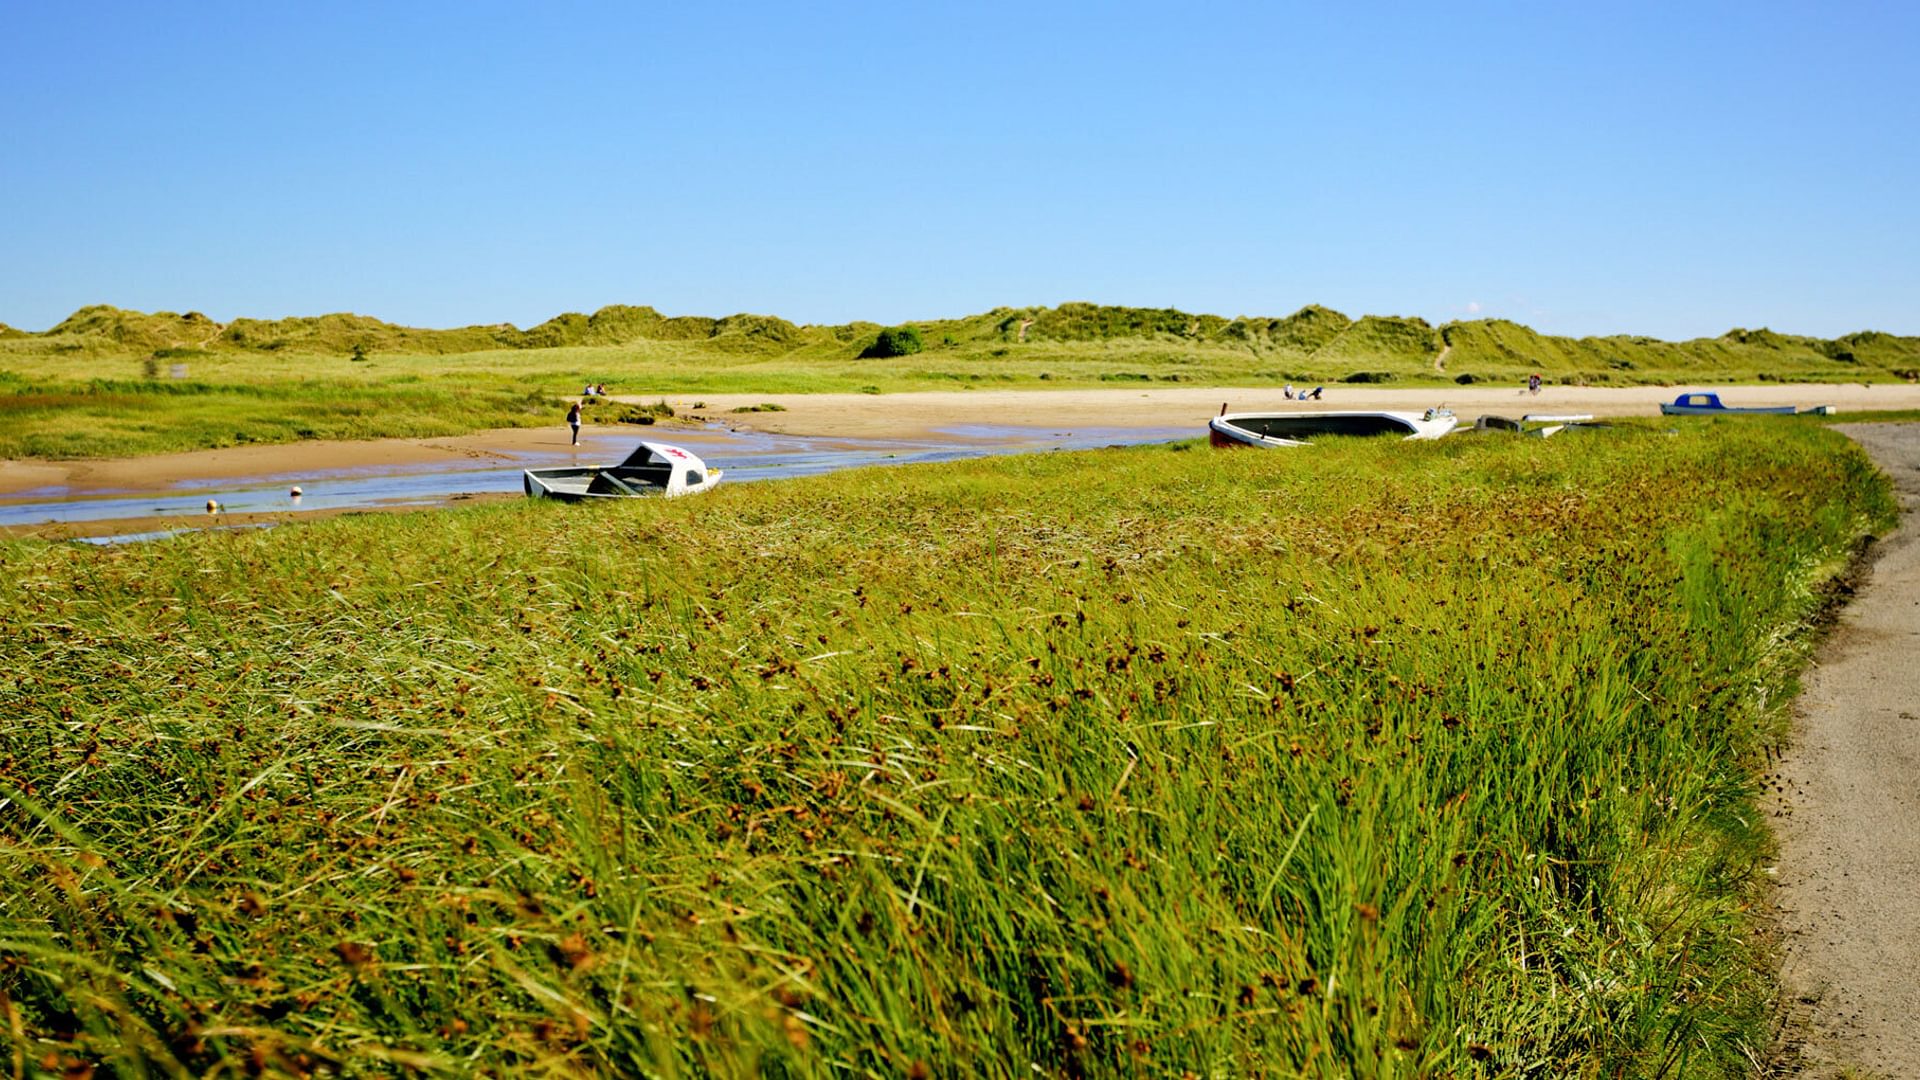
{"left": 862, "top": 326, "right": 924, "bottom": 358}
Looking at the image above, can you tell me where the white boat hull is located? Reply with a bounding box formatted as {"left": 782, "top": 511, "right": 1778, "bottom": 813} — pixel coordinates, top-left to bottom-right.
{"left": 1209, "top": 409, "right": 1458, "bottom": 448}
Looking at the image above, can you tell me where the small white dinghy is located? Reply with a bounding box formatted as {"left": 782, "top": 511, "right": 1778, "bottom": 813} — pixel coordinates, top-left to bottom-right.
{"left": 1209, "top": 406, "right": 1458, "bottom": 448}
{"left": 523, "top": 441, "right": 723, "bottom": 501}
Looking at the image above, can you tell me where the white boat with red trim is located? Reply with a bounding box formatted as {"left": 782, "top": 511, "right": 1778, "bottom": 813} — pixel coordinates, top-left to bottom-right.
{"left": 523, "top": 441, "right": 723, "bottom": 500}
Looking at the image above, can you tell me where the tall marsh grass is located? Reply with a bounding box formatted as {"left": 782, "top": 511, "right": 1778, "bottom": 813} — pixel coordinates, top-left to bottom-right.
{"left": 0, "top": 422, "right": 1893, "bottom": 1075}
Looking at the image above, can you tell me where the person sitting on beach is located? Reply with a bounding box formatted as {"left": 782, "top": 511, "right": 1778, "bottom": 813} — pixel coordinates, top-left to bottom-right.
{"left": 1284, "top": 383, "right": 1295, "bottom": 400}
{"left": 1308, "top": 386, "right": 1324, "bottom": 400}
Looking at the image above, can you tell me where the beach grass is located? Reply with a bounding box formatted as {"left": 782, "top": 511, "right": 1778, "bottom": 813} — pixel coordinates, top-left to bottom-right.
{"left": 0, "top": 419, "right": 1893, "bottom": 1075}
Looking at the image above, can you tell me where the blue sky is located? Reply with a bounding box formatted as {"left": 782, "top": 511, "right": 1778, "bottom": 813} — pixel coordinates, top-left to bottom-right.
{"left": 3, "top": 1, "right": 1916, "bottom": 338}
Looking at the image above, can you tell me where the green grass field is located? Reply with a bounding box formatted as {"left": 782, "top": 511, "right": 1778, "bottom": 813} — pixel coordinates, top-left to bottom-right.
{"left": 3, "top": 303, "right": 1917, "bottom": 459}
{"left": 0, "top": 420, "right": 1893, "bottom": 1075}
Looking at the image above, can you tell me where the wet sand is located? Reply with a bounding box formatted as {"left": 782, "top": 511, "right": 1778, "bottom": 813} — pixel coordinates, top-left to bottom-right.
{"left": 0, "top": 425, "right": 650, "bottom": 500}
{"left": 5, "top": 383, "right": 1916, "bottom": 503}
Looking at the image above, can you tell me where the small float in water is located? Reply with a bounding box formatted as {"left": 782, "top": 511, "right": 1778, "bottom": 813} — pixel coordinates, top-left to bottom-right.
{"left": 523, "top": 441, "right": 723, "bottom": 501}
{"left": 1659, "top": 392, "right": 1829, "bottom": 416}
{"left": 1209, "top": 406, "right": 1458, "bottom": 448}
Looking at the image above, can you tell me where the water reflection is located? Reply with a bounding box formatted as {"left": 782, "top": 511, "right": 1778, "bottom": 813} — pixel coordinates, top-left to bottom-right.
{"left": 1, "top": 423, "right": 1191, "bottom": 537}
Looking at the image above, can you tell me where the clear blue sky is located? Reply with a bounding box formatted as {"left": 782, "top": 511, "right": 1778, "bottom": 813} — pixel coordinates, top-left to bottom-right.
{"left": 3, "top": 1, "right": 1916, "bottom": 339}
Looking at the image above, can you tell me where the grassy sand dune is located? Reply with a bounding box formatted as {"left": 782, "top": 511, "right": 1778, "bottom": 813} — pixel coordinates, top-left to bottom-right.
{"left": 9, "top": 303, "right": 1918, "bottom": 380}
{"left": 0, "top": 421, "right": 1893, "bottom": 1075}
{"left": 3, "top": 302, "right": 1917, "bottom": 460}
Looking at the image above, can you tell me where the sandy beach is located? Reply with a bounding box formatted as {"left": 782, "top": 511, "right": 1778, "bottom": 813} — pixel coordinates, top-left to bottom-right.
{"left": 3, "top": 382, "right": 1917, "bottom": 503}
{"left": 662, "top": 383, "right": 1920, "bottom": 441}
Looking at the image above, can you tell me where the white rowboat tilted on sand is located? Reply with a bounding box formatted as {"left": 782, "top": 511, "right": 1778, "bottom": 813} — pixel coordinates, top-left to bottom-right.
{"left": 523, "top": 441, "right": 723, "bottom": 500}
{"left": 1209, "top": 406, "right": 1459, "bottom": 448}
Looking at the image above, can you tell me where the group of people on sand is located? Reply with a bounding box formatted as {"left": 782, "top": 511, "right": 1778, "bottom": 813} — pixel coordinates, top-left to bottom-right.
{"left": 1282, "top": 383, "right": 1324, "bottom": 401}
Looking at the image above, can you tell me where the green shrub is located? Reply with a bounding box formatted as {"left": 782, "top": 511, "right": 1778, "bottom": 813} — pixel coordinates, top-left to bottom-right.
{"left": 1342, "top": 370, "right": 1397, "bottom": 384}
{"left": 862, "top": 326, "right": 924, "bottom": 359}
{"left": 591, "top": 400, "right": 675, "bottom": 425}
{"left": 1453, "top": 372, "right": 1481, "bottom": 384}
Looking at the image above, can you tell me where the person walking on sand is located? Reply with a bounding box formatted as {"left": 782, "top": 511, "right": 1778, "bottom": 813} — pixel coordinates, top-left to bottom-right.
{"left": 567, "top": 401, "right": 582, "bottom": 446}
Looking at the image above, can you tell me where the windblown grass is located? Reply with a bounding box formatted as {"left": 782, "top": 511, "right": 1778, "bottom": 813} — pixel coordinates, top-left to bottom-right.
{"left": 0, "top": 421, "right": 1893, "bottom": 1075}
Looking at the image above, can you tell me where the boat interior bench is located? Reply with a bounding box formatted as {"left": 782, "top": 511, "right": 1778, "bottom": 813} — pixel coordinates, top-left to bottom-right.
{"left": 587, "top": 464, "right": 672, "bottom": 495}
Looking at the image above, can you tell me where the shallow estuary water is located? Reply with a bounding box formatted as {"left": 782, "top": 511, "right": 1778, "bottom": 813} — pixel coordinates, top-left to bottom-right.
{"left": 0, "top": 423, "right": 1192, "bottom": 542}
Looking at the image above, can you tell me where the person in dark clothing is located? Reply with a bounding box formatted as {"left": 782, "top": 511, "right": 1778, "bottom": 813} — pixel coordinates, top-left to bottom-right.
{"left": 567, "top": 401, "right": 582, "bottom": 446}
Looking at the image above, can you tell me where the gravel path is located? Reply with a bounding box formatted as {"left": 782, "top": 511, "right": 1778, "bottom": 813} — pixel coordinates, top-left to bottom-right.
{"left": 1772, "top": 422, "right": 1920, "bottom": 1077}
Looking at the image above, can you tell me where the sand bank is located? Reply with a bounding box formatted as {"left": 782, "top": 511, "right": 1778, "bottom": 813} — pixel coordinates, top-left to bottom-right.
{"left": 0, "top": 426, "right": 568, "bottom": 499}
{"left": 660, "top": 383, "right": 1920, "bottom": 441}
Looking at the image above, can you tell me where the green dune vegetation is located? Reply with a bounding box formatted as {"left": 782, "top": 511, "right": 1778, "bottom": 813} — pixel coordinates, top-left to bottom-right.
{"left": 0, "top": 421, "right": 1893, "bottom": 1074}
{"left": 1, "top": 301, "right": 1917, "bottom": 459}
